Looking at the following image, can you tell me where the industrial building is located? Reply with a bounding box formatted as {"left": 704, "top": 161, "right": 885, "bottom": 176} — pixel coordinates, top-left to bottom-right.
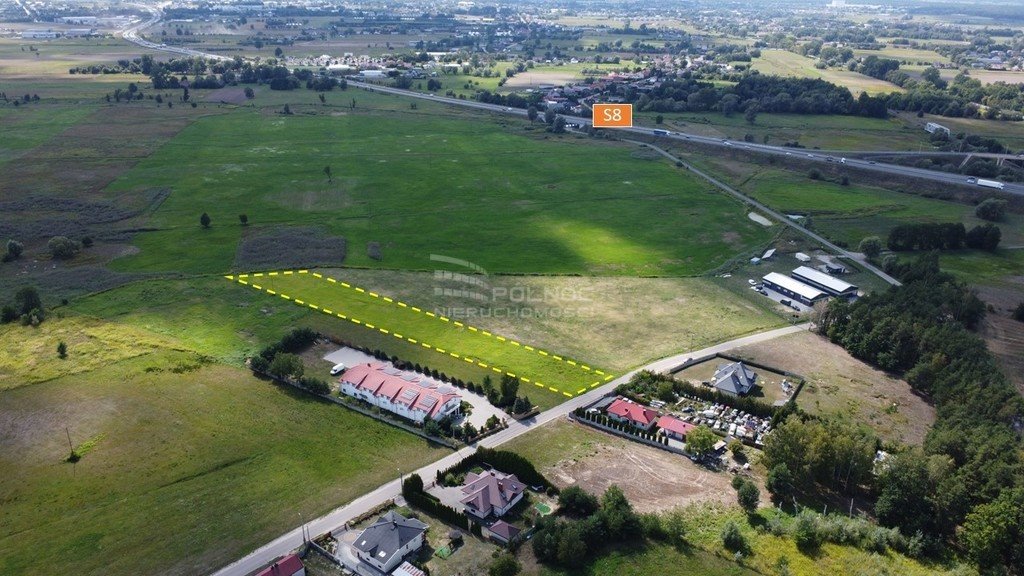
{"left": 761, "top": 272, "right": 827, "bottom": 306}
{"left": 791, "top": 266, "right": 858, "bottom": 299}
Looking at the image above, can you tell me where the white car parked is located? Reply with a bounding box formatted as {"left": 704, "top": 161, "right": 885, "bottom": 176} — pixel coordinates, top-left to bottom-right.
{"left": 329, "top": 363, "right": 347, "bottom": 376}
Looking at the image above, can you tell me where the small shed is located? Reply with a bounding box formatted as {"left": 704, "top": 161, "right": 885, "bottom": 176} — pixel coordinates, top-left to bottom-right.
{"left": 794, "top": 252, "right": 812, "bottom": 262}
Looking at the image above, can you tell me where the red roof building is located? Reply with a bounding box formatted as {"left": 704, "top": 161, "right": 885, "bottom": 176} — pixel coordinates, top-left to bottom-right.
{"left": 339, "top": 363, "right": 461, "bottom": 423}
{"left": 657, "top": 415, "right": 696, "bottom": 440}
{"left": 606, "top": 397, "right": 659, "bottom": 430}
{"left": 254, "top": 554, "right": 305, "bottom": 576}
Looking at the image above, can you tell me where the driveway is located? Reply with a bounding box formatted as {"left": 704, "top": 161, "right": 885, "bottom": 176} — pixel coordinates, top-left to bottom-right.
{"left": 323, "top": 347, "right": 378, "bottom": 368}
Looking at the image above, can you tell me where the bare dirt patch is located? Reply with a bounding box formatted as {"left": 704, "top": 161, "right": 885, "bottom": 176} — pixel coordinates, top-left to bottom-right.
{"left": 544, "top": 426, "right": 739, "bottom": 513}
{"left": 730, "top": 331, "right": 935, "bottom": 445}
{"left": 204, "top": 87, "right": 249, "bottom": 105}
{"left": 233, "top": 226, "right": 347, "bottom": 270}
{"left": 976, "top": 284, "right": 1024, "bottom": 395}
{"left": 501, "top": 70, "right": 581, "bottom": 90}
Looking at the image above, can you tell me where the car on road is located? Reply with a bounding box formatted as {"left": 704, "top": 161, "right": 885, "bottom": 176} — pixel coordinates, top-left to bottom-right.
{"left": 329, "top": 363, "right": 347, "bottom": 376}
{"left": 967, "top": 177, "right": 978, "bottom": 184}
{"left": 869, "top": 160, "right": 876, "bottom": 164}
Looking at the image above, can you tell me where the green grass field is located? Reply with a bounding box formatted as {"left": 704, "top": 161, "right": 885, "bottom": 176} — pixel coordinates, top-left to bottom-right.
{"left": 0, "top": 325, "right": 450, "bottom": 576}
{"left": 752, "top": 49, "right": 902, "bottom": 96}
{"left": 231, "top": 270, "right": 612, "bottom": 406}
{"left": 103, "top": 109, "right": 770, "bottom": 276}
{"left": 637, "top": 110, "right": 931, "bottom": 151}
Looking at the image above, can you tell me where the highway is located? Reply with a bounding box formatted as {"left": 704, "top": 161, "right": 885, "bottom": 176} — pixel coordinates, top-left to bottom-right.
{"left": 347, "top": 81, "right": 1024, "bottom": 197}
{"left": 115, "top": 10, "right": 1021, "bottom": 197}
{"left": 209, "top": 323, "right": 808, "bottom": 576}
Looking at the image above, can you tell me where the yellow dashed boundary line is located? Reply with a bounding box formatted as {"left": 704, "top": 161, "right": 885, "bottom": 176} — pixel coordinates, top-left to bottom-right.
{"left": 226, "top": 270, "right": 617, "bottom": 397}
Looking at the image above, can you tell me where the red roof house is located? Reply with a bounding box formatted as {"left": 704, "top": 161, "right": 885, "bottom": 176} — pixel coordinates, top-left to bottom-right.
{"left": 339, "top": 363, "right": 461, "bottom": 423}
{"left": 255, "top": 554, "right": 305, "bottom": 576}
{"left": 606, "top": 397, "right": 659, "bottom": 430}
{"left": 657, "top": 415, "right": 696, "bottom": 440}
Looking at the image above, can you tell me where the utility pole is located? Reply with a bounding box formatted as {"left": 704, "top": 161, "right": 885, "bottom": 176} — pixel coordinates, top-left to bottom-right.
{"left": 65, "top": 427, "right": 74, "bottom": 453}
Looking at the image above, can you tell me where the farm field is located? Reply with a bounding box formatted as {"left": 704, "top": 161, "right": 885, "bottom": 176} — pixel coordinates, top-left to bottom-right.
{"left": 230, "top": 269, "right": 612, "bottom": 406}
{"left": 851, "top": 47, "right": 950, "bottom": 65}
{"left": 729, "top": 331, "right": 936, "bottom": 445}
{"left": 752, "top": 49, "right": 902, "bottom": 95}
{"left": 103, "top": 108, "right": 772, "bottom": 276}
{"left": 0, "top": 333, "right": 450, "bottom": 576}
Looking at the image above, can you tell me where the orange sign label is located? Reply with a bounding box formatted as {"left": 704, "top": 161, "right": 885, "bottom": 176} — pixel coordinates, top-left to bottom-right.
{"left": 592, "top": 104, "right": 633, "bottom": 128}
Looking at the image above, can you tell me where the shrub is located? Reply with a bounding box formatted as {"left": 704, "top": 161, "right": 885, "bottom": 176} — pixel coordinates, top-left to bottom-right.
{"left": 81, "top": 236, "right": 93, "bottom": 248}
{"left": 48, "top": 236, "right": 81, "bottom": 260}
{"left": 558, "top": 486, "right": 599, "bottom": 517}
{"left": 1013, "top": 302, "right": 1024, "bottom": 322}
{"left": 858, "top": 236, "right": 882, "bottom": 258}
{"left": 975, "top": 198, "right": 1007, "bottom": 222}
{"left": 721, "top": 520, "right": 746, "bottom": 551}
{"left": 367, "top": 241, "right": 383, "bottom": 261}
{"left": 737, "top": 481, "right": 760, "bottom": 513}
{"left": 793, "top": 512, "right": 822, "bottom": 551}
{"left": 5, "top": 239, "right": 24, "bottom": 261}
{"left": 0, "top": 305, "right": 16, "bottom": 324}
{"left": 489, "top": 555, "right": 521, "bottom": 576}
{"left": 250, "top": 355, "right": 269, "bottom": 373}
{"left": 57, "top": 341, "right": 67, "bottom": 359}
{"left": 808, "top": 169, "right": 821, "bottom": 180}
{"left": 200, "top": 212, "right": 211, "bottom": 228}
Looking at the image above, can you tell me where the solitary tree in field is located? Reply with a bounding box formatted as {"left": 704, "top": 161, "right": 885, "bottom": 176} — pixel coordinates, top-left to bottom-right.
{"left": 200, "top": 213, "right": 211, "bottom": 228}
{"left": 745, "top": 105, "right": 759, "bottom": 125}
{"left": 57, "top": 341, "right": 67, "bottom": 359}
{"left": 244, "top": 87, "right": 255, "bottom": 99}
{"left": 859, "top": 236, "right": 882, "bottom": 259}
{"left": 239, "top": 214, "right": 248, "bottom": 226}
{"left": 737, "top": 480, "right": 760, "bottom": 513}
{"left": 324, "top": 165, "right": 332, "bottom": 183}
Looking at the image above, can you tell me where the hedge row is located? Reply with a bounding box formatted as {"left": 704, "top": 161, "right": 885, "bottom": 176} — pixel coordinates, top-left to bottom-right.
{"left": 435, "top": 447, "right": 555, "bottom": 492}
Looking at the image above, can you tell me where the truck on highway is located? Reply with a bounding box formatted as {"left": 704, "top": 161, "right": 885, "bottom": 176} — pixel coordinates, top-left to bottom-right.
{"left": 652, "top": 129, "right": 670, "bottom": 136}
{"left": 976, "top": 179, "right": 1006, "bottom": 190}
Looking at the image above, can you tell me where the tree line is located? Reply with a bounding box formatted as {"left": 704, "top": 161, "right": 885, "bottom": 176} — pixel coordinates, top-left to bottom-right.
{"left": 815, "top": 254, "right": 1023, "bottom": 571}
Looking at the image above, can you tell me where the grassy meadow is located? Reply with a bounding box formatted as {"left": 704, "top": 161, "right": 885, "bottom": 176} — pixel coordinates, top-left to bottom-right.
{"left": 0, "top": 323, "right": 450, "bottom": 576}
{"left": 232, "top": 270, "right": 611, "bottom": 403}
{"left": 751, "top": 49, "right": 901, "bottom": 96}
{"left": 103, "top": 108, "right": 771, "bottom": 276}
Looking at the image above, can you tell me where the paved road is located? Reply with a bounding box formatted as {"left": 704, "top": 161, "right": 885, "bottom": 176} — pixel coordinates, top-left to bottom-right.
{"left": 114, "top": 13, "right": 1023, "bottom": 198}
{"left": 209, "top": 322, "right": 808, "bottom": 576}
{"left": 347, "top": 81, "right": 1024, "bottom": 197}
{"left": 624, "top": 139, "right": 901, "bottom": 286}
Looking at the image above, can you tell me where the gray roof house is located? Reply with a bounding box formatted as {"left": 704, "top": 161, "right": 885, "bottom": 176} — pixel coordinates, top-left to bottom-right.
{"left": 712, "top": 362, "right": 757, "bottom": 396}
{"left": 353, "top": 511, "right": 428, "bottom": 573}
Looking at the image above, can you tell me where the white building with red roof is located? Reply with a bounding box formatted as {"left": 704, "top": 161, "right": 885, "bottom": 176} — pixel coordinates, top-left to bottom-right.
{"left": 339, "top": 363, "right": 461, "bottom": 423}
{"left": 606, "top": 397, "right": 659, "bottom": 430}
{"left": 460, "top": 470, "right": 526, "bottom": 519}
{"left": 657, "top": 414, "right": 696, "bottom": 441}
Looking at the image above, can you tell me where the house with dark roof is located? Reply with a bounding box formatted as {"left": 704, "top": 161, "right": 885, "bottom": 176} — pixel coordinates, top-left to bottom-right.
{"left": 657, "top": 415, "right": 696, "bottom": 441}
{"left": 460, "top": 470, "right": 526, "bottom": 519}
{"left": 606, "top": 397, "right": 659, "bottom": 430}
{"left": 712, "top": 362, "right": 757, "bottom": 396}
{"left": 353, "top": 511, "right": 428, "bottom": 573}
{"left": 339, "top": 363, "right": 461, "bottom": 423}
{"left": 486, "top": 520, "right": 522, "bottom": 545}
{"left": 254, "top": 554, "right": 305, "bottom": 576}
